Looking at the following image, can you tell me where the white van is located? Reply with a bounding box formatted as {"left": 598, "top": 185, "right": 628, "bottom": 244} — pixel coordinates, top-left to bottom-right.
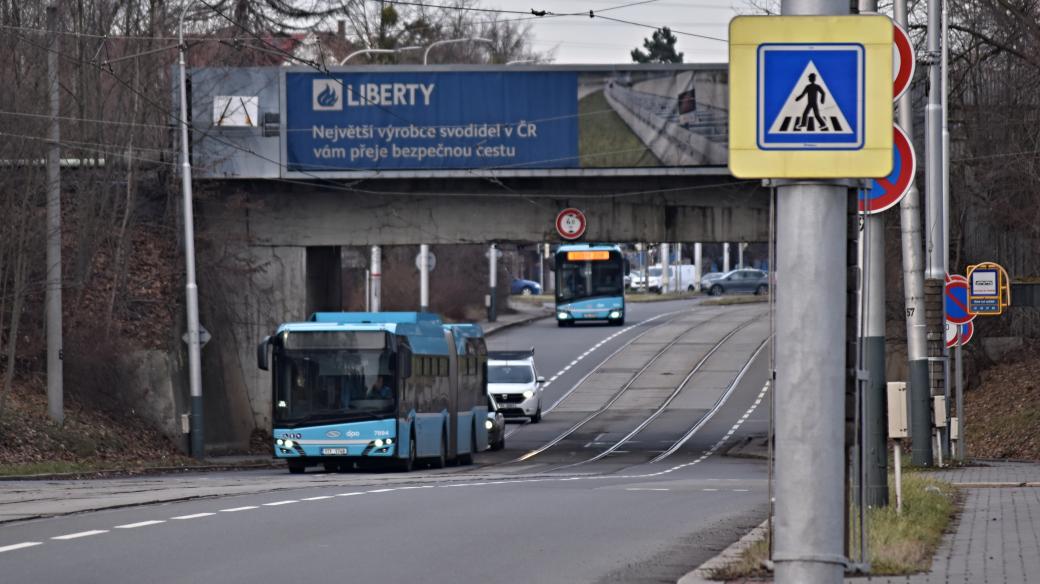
{"left": 645, "top": 264, "right": 698, "bottom": 293}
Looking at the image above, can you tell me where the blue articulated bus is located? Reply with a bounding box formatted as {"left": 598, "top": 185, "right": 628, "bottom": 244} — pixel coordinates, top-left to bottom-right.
{"left": 555, "top": 244, "right": 627, "bottom": 327}
{"left": 257, "top": 312, "right": 489, "bottom": 473}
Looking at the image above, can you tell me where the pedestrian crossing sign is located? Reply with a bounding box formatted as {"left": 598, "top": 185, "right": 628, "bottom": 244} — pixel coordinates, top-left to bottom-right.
{"left": 758, "top": 45, "right": 862, "bottom": 149}
{"left": 729, "top": 15, "right": 893, "bottom": 178}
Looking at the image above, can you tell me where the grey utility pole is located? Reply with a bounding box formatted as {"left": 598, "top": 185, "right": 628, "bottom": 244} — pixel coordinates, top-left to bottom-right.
{"left": 419, "top": 244, "right": 430, "bottom": 312}
{"left": 370, "top": 245, "right": 382, "bottom": 311}
{"left": 723, "top": 242, "right": 731, "bottom": 272}
{"left": 661, "top": 242, "right": 670, "bottom": 293}
{"left": 488, "top": 243, "right": 497, "bottom": 322}
{"left": 772, "top": 3, "right": 850, "bottom": 584}
{"left": 859, "top": 0, "right": 888, "bottom": 508}
{"left": 693, "top": 243, "right": 702, "bottom": 291}
{"left": 178, "top": 1, "right": 205, "bottom": 459}
{"left": 925, "top": 0, "right": 948, "bottom": 462}
{"left": 894, "top": 0, "right": 933, "bottom": 467}
{"left": 46, "top": 2, "right": 64, "bottom": 425}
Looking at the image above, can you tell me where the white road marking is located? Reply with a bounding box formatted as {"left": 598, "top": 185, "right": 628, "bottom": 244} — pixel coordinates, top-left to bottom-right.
{"left": 302, "top": 496, "right": 334, "bottom": 501}
{"left": 52, "top": 530, "right": 108, "bottom": 540}
{"left": 702, "top": 488, "right": 719, "bottom": 492}
{"left": 336, "top": 492, "right": 363, "bottom": 497}
{"left": 114, "top": 520, "right": 166, "bottom": 529}
{"left": 366, "top": 488, "right": 395, "bottom": 493}
{"left": 733, "top": 489, "right": 750, "bottom": 492}
{"left": 262, "top": 500, "right": 298, "bottom": 506}
{"left": 625, "top": 488, "right": 669, "bottom": 491}
{"left": 172, "top": 513, "right": 215, "bottom": 520}
{"left": 220, "top": 506, "right": 257, "bottom": 512}
{"left": 0, "top": 542, "right": 43, "bottom": 553}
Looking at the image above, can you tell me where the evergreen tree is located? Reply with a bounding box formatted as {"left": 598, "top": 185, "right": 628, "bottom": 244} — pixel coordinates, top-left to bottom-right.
{"left": 631, "top": 27, "right": 684, "bottom": 63}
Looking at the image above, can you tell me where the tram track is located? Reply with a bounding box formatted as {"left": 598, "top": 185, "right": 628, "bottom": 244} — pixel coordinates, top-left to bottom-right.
{"left": 510, "top": 307, "right": 765, "bottom": 467}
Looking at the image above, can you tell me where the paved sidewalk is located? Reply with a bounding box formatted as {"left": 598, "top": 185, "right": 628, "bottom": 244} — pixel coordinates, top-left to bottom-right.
{"left": 478, "top": 300, "right": 552, "bottom": 335}
{"left": 848, "top": 460, "right": 1040, "bottom": 584}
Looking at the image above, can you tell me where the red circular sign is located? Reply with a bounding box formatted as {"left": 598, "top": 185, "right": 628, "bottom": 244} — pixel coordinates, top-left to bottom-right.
{"left": 945, "top": 278, "right": 974, "bottom": 325}
{"left": 861, "top": 124, "right": 915, "bottom": 214}
{"left": 893, "top": 22, "right": 915, "bottom": 101}
{"left": 555, "top": 208, "right": 587, "bottom": 240}
{"left": 958, "top": 321, "right": 974, "bottom": 346}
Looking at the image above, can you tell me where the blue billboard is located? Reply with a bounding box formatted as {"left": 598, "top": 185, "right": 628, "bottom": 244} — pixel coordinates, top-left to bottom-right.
{"left": 285, "top": 71, "right": 579, "bottom": 172}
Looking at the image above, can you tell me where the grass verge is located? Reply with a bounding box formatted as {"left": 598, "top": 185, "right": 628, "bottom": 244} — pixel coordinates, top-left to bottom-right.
{"left": 707, "top": 473, "right": 956, "bottom": 580}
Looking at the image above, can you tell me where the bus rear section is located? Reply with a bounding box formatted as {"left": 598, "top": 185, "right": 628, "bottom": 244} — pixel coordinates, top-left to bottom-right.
{"left": 554, "top": 244, "right": 627, "bottom": 326}
{"left": 258, "top": 312, "right": 487, "bottom": 473}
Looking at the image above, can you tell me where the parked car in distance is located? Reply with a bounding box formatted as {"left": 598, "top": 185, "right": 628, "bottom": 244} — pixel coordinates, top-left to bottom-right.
{"left": 510, "top": 278, "right": 542, "bottom": 295}
{"left": 704, "top": 269, "right": 769, "bottom": 296}
{"left": 487, "top": 349, "right": 544, "bottom": 422}
{"left": 485, "top": 396, "right": 506, "bottom": 451}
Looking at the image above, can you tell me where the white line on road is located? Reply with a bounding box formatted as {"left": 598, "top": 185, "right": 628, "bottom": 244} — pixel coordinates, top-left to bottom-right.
{"left": 366, "top": 488, "right": 395, "bottom": 493}
{"left": 301, "top": 495, "right": 334, "bottom": 501}
{"left": 0, "top": 542, "right": 43, "bottom": 553}
{"left": 702, "top": 488, "right": 719, "bottom": 492}
{"left": 220, "top": 506, "right": 257, "bottom": 512}
{"left": 114, "top": 520, "right": 166, "bottom": 529}
{"left": 625, "top": 488, "right": 669, "bottom": 491}
{"left": 172, "top": 513, "right": 215, "bottom": 520}
{"left": 52, "top": 530, "right": 108, "bottom": 540}
{"left": 336, "top": 492, "right": 363, "bottom": 497}
{"left": 262, "top": 500, "right": 298, "bottom": 506}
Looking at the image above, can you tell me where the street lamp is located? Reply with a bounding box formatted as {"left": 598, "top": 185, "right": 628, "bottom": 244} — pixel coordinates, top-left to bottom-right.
{"left": 178, "top": 0, "right": 205, "bottom": 460}
{"left": 339, "top": 46, "right": 421, "bottom": 65}
{"left": 423, "top": 37, "right": 493, "bottom": 65}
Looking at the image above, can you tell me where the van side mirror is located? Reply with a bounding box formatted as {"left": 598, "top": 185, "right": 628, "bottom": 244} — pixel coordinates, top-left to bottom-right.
{"left": 257, "top": 336, "right": 270, "bottom": 371}
{"left": 537, "top": 376, "right": 546, "bottom": 384}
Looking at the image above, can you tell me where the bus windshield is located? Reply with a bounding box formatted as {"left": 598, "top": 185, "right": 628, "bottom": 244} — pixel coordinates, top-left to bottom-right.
{"left": 556, "top": 254, "right": 624, "bottom": 303}
{"left": 272, "top": 332, "right": 395, "bottom": 427}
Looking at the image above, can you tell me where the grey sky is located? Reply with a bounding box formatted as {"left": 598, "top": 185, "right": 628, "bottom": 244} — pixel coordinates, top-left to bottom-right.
{"left": 482, "top": 1, "right": 751, "bottom": 64}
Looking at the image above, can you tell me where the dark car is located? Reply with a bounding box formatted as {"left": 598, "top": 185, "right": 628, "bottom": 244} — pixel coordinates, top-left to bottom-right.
{"left": 705, "top": 269, "right": 770, "bottom": 296}
{"left": 485, "top": 396, "right": 506, "bottom": 451}
{"left": 510, "top": 278, "right": 542, "bottom": 295}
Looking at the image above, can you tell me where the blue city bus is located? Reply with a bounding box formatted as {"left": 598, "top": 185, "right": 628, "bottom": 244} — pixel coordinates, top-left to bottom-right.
{"left": 554, "top": 243, "right": 627, "bottom": 327}
{"left": 257, "top": 312, "right": 488, "bottom": 473}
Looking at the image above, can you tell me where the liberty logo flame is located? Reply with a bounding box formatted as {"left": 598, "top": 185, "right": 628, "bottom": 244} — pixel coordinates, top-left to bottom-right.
{"left": 312, "top": 79, "right": 342, "bottom": 111}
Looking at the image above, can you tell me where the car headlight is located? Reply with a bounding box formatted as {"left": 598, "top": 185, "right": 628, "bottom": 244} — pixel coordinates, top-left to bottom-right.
{"left": 522, "top": 390, "right": 534, "bottom": 399}
{"left": 557, "top": 311, "right": 570, "bottom": 319}
{"left": 485, "top": 419, "right": 494, "bottom": 430}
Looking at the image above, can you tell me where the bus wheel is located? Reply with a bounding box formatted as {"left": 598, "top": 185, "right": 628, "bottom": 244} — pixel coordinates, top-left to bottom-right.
{"left": 609, "top": 318, "right": 625, "bottom": 326}
{"left": 430, "top": 433, "right": 447, "bottom": 469}
{"left": 288, "top": 461, "right": 305, "bottom": 474}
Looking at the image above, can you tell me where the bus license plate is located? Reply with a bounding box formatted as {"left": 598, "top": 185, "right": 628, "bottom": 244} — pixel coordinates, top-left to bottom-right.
{"left": 321, "top": 448, "right": 348, "bottom": 455}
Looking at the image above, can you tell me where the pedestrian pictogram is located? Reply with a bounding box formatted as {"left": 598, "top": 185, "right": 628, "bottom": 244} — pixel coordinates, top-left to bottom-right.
{"left": 555, "top": 208, "right": 587, "bottom": 240}
{"left": 729, "top": 15, "right": 893, "bottom": 178}
{"left": 758, "top": 45, "right": 863, "bottom": 149}
{"left": 860, "top": 124, "right": 915, "bottom": 213}
{"left": 767, "top": 63, "right": 853, "bottom": 135}
{"left": 945, "top": 273, "right": 975, "bottom": 325}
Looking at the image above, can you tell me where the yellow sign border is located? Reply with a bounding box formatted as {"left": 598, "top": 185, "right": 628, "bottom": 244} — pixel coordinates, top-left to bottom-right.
{"left": 966, "top": 261, "right": 1010, "bottom": 316}
{"left": 729, "top": 15, "right": 894, "bottom": 179}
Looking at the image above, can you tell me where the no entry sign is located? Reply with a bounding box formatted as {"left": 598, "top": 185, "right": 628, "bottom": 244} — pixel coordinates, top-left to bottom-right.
{"left": 892, "top": 22, "right": 915, "bottom": 102}
{"left": 555, "top": 208, "right": 587, "bottom": 240}
{"left": 860, "top": 124, "right": 915, "bottom": 214}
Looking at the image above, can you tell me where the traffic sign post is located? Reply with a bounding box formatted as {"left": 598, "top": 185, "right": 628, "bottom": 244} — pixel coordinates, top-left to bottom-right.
{"left": 729, "top": 14, "right": 893, "bottom": 178}
{"left": 555, "top": 208, "right": 587, "bottom": 240}
{"left": 966, "top": 261, "right": 1010, "bottom": 315}
{"left": 861, "top": 124, "right": 915, "bottom": 213}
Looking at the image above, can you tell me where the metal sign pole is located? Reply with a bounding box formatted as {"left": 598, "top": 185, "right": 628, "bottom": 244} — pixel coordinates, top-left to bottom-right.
{"left": 370, "top": 245, "right": 381, "bottom": 312}
{"left": 694, "top": 243, "right": 703, "bottom": 292}
{"left": 419, "top": 244, "right": 430, "bottom": 312}
{"left": 894, "top": 0, "right": 933, "bottom": 467}
{"left": 46, "top": 2, "right": 64, "bottom": 425}
{"left": 488, "top": 243, "right": 497, "bottom": 322}
{"left": 661, "top": 243, "right": 670, "bottom": 293}
{"left": 955, "top": 343, "right": 965, "bottom": 461}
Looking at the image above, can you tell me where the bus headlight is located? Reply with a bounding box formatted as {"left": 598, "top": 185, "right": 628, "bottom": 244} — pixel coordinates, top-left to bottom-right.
{"left": 609, "top": 310, "right": 622, "bottom": 319}
{"left": 276, "top": 439, "right": 284, "bottom": 446}
{"left": 385, "top": 438, "right": 393, "bottom": 445}
{"left": 485, "top": 419, "right": 494, "bottom": 430}
{"left": 373, "top": 439, "right": 384, "bottom": 448}
{"left": 283, "top": 439, "right": 295, "bottom": 449}
{"left": 557, "top": 311, "right": 570, "bottom": 319}
{"left": 522, "top": 390, "right": 534, "bottom": 399}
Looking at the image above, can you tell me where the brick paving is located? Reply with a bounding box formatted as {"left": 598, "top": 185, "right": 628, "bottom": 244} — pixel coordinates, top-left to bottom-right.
{"left": 848, "top": 461, "right": 1040, "bottom": 583}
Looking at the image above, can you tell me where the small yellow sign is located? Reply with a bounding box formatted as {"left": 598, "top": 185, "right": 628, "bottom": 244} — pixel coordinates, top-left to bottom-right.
{"left": 966, "top": 262, "right": 1011, "bottom": 316}
{"left": 729, "top": 15, "right": 894, "bottom": 178}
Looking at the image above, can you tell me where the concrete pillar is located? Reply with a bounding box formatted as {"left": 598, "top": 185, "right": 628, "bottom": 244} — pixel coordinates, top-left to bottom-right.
{"left": 694, "top": 243, "right": 703, "bottom": 292}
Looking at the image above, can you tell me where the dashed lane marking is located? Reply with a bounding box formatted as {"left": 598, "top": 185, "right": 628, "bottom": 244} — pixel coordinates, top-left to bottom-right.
{"left": 0, "top": 542, "right": 43, "bottom": 553}
{"left": 261, "top": 500, "right": 298, "bottom": 506}
{"left": 114, "top": 520, "right": 166, "bottom": 529}
{"left": 219, "top": 506, "right": 257, "bottom": 512}
{"left": 51, "top": 530, "right": 108, "bottom": 540}
{"left": 171, "top": 513, "right": 215, "bottom": 520}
